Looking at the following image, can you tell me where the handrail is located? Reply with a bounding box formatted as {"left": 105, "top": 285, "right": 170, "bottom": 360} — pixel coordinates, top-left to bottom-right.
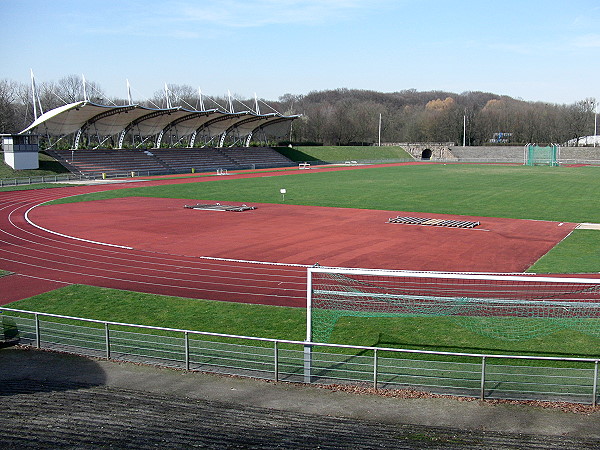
{"left": 2, "top": 306, "right": 598, "bottom": 363}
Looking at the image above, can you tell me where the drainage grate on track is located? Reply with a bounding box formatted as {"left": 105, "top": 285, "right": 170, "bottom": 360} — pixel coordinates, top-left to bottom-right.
{"left": 388, "top": 216, "right": 480, "bottom": 228}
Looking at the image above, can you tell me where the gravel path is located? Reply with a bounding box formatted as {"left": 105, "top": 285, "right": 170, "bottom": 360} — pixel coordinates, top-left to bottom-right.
{"left": 2, "top": 347, "right": 600, "bottom": 449}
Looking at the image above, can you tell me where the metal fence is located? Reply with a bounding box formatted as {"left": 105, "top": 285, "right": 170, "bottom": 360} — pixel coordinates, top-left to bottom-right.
{"left": 1, "top": 307, "right": 598, "bottom": 405}
{"left": 0, "top": 173, "right": 96, "bottom": 187}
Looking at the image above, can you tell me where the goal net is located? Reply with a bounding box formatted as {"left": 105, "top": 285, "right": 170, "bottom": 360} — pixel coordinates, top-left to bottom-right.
{"left": 307, "top": 268, "right": 600, "bottom": 342}
{"left": 524, "top": 144, "right": 560, "bottom": 166}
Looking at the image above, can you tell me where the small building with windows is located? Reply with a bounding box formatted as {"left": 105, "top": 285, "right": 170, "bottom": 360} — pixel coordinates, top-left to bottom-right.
{"left": 1, "top": 134, "right": 39, "bottom": 170}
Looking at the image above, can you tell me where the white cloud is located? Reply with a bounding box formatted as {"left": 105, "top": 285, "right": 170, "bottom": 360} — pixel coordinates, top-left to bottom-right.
{"left": 81, "top": 0, "right": 386, "bottom": 39}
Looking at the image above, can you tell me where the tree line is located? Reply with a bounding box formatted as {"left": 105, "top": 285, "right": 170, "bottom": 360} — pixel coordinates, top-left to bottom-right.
{"left": 0, "top": 75, "right": 597, "bottom": 146}
{"left": 278, "top": 89, "right": 597, "bottom": 146}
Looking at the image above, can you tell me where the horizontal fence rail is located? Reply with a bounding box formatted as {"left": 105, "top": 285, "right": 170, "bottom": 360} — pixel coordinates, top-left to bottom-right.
{"left": 1, "top": 307, "right": 598, "bottom": 406}
{"left": 0, "top": 173, "right": 95, "bottom": 187}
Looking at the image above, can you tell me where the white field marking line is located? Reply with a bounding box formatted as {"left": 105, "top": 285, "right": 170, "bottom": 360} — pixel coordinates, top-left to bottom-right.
{"left": 7, "top": 273, "right": 71, "bottom": 285}
{"left": 2, "top": 208, "right": 305, "bottom": 281}
{"left": 200, "top": 256, "right": 311, "bottom": 268}
{"left": 0, "top": 255, "right": 304, "bottom": 299}
{"left": 0, "top": 196, "right": 560, "bottom": 281}
{"left": 0, "top": 243, "right": 305, "bottom": 290}
{"left": 0, "top": 206, "right": 304, "bottom": 283}
{"left": 12, "top": 196, "right": 306, "bottom": 273}
{"left": 24, "top": 204, "right": 133, "bottom": 249}
{"left": 3, "top": 198, "right": 504, "bottom": 281}
{"left": 577, "top": 223, "right": 600, "bottom": 230}
{"left": 8, "top": 205, "right": 305, "bottom": 279}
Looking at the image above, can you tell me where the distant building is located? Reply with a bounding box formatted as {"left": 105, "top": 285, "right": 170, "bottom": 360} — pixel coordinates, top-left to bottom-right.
{"left": 565, "top": 135, "right": 600, "bottom": 146}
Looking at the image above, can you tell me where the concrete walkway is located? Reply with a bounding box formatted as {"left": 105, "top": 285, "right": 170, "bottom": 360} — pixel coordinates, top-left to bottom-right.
{"left": 1, "top": 346, "right": 600, "bottom": 448}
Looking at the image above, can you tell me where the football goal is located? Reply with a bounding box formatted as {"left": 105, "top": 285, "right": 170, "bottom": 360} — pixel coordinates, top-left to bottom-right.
{"left": 306, "top": 267, "right": 600, "bottom": 343}
{"left": 524, "top": 144, "right": 560, "bottom": 166}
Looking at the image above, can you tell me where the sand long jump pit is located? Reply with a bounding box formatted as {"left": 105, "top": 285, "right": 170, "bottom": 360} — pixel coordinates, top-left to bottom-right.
{"left": 28, "top": 197, "right": 576, "bottom": 273}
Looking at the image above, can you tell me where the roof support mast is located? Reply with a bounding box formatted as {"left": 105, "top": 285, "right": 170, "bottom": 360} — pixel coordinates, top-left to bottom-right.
{"left": 164, "top": 83, "right": 172, "bottom": 109}
{"left": 126, "top": 79, "right": 132, "bottom": 105}
{"left": 82, "top": 74, "right": 89, "bottom": 102}
{"left": 227, "top": 90, "right": 234, "bottom": 113}
{"left": 30, "top": 69, "right": 43, "bottom": 120}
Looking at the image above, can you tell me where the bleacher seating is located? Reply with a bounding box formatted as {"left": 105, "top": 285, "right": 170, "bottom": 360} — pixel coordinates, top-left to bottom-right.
{"left": 48, "top": 147, "right": 295, "bottom": 176}
{"left": 51, "top": 149, "right": 168, "bottom": 176}
{"left": 151, "top": 148, "right": 235, "bottom": 172}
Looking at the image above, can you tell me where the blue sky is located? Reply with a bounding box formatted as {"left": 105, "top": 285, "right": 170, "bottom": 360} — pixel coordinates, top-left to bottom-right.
{"left": 1, "top": 0, "right": 599, "bottom": 104}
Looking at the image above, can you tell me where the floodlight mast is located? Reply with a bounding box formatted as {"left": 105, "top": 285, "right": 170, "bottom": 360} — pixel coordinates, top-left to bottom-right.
{"left": 595, "top": 104, "right": 597, "bottom": 148}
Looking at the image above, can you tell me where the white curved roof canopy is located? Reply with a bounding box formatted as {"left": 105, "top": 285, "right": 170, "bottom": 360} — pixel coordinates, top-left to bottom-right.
{"left": 20, "top": 101, "right": 298, "bottom": 148}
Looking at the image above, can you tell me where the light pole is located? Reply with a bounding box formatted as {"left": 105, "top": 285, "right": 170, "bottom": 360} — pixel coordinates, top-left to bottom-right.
{"left": 595, "top": 104, "right": 598, "bottom": 147}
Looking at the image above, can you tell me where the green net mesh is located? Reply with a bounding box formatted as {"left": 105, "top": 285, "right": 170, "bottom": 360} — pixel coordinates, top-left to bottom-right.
{"left": 525, "top": 144, "right": 559, "bottom": 166}
{"left": 310, "top": 271, "right": 600, "bottom": 342}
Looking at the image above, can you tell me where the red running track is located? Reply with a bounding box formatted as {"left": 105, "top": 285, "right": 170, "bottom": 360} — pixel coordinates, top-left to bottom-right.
{"left": 0, "top": 174, "right": 311, "bottom": 307}
{"left": 0, "top": 164, "right": 588, "bottom": 307}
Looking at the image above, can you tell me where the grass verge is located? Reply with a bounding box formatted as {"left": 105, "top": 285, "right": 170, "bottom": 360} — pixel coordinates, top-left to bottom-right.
{"left": 6, "top": 285, "right": 600, "bottom": 362}
{"left": 274, "top": 145, "right": 412, "bottom": 162}
{"left": 0, "top": 152, "right": 69, "bottom": 179}
{"left": 528, "top": 230, "right": 600, "bottom": 273}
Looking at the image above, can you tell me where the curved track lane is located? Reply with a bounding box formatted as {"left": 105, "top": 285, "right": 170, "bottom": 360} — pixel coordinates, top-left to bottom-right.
{"left": 0, "top": 180, "right": 307, "bottom": 307}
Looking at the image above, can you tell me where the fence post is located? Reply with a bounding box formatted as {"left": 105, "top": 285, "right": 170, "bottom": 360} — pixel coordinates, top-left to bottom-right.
{"left": 303, "top": 344, "right": 312, "bottom": 383}
{"left": 185, "top": 332, "right": 190, "bottom": 371}
{"left": 480, "top": 356, "right": 487, "bottom": 400}
{"left": 373, "top": 348, "right": 378, "bottom": 390}
{"left": 104, "top": 322, "right": 110, "bottom": 359}
{"left": 274, "top": 341, "right": 279, "bottom": 382}
{"left": 593, "top": 360, "right": 599, "bottom": 407}
{"left": 35, "top": 313, "right": 40, "bottom": 348}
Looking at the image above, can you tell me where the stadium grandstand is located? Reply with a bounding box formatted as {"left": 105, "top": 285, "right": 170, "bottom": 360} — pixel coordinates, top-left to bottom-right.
{"left": 15, "top": 78, "right": 299, "bottom": 176}
{"left": 20, "top": 101, "right": 298, "bottom": 150}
